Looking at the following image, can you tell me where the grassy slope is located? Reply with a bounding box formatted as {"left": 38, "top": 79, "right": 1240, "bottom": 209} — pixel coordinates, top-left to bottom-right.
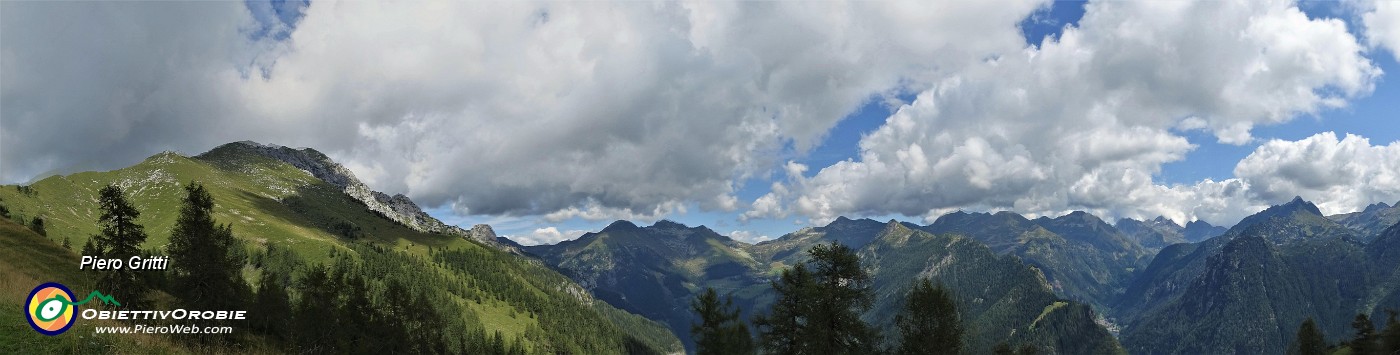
{"left": 0, "top": 150, "right": 679, "bottom": 354}
{"left": 0, "top": 218, "right": 267, "bottom": 354}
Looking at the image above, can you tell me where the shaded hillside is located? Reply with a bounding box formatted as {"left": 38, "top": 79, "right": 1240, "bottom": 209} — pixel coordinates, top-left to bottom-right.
{"left": 1116, "top": 197, "right": 1373, "bottom": 354}
{"left": 860, "top": 221, "right": 1123, "bottom": 354}
{"left": 747, "top": 216, "right": 888, "bottom": 270}
{"left": 1330, "top": 201, "right": 1400, "bottom": 242}
{"left": 919, "top": 210, "right": 1146, "bottom": 310}
{"left": 523, "top": 220, "right": 769, "bottom": 351}
{"left": 527, "top": 216, "right": 1126, "bottom": 353}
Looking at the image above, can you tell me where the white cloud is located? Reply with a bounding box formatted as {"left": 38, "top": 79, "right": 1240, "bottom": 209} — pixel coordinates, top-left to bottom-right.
{"left": 1, "top": 0, "right": 1049, "bottom": 219}
{"left": 5, "top": 0, "right": 1395, "bottom": 231}
{"left": 542, "top": 199, "right": 686, "bottom": 223}
{"left": 1235, "top": 132, "right": 1400, "bottom": 214}
{"left": 728, "top": 230, "right": 771, "bottom": 243}
{"left": 1363, "top": 0, "right": 1400, "bottom": 58}
{"left": 774, "top": 0, "right": 1380, "bottom": 226}
{"left": 508, "top": 227, "right": 589, "bottom": 246}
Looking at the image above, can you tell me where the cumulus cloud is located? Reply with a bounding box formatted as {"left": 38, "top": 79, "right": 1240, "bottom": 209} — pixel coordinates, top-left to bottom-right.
{"left": 1235, "top": 132, "right": 1400, "bottom": 214}
{"left": 5, "top": 0, "right": 1395, "bottom": 232}
{"left": 2, "top": 0, "right": 1046, "bottom": 220}
{"left": 508, "top": 227, "right": 589, "bottom": 246}
{"left": 777, "top": 0, "right": 1380, "bottom": 226}
{"left": 728, "top": 230, "right": 771, "bottom": 244}
{"left": 1363, "top": 0, "right": 1400, "bottom": 58}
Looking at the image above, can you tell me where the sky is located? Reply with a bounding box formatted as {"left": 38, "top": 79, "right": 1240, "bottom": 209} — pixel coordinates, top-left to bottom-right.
{"left": 4, "top": 0, "right": 1400, "bottom": 246}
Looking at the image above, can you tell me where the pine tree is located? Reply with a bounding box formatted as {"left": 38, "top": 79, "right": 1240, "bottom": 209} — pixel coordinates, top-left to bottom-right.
{"left": 166, "top": 182, "right": 248, "bottom": 341}
{"left": 691, "top": 287, "right": 754, "bottom": 355}
{"left": 295, "top": 265, "right": 340, "bottom": 353}
{"left": 1353, "top": 313, "right": 1378, "bottom": 355}
{"left": 251, "top": 269, "right": 293, "bottom": 343}
{"left": 1380, "top": 310, "right": 1400, "bottom": 355}
{"left": 92, "top": 184, "right": 151, "bottom": 310}
{"left": 755, "top": 263, "right": 815, "bottom": 355}
{"left": 807, "top": 242, "right": 879, "bottom": 353}
{"left": 29, "top": 216, "right": 45, "bottom": 236}
{"left": 1293, "top": 317, "right": 1327, "bottom": 355}
{"left": 895, "top": 278, "right": 961, "bottom": 355}
{"left": 379, "top": 278, "right": 414, "bottom": 353}
{"left": 755, "top": 242, "right": 878, "bottom": 354}
{"left": 81, "top": 238, "right": 100, "bottom": 257}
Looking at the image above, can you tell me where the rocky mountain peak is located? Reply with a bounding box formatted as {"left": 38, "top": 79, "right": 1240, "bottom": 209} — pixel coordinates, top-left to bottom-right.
{"left": 1150, "top": 216, "right": 1183, "bottom": 229}
{"left": 1283, "top": 196, "right": 1323, "bottom": 216}
{"left": 1363, "top": 201, "right": 1393, "bottom": 214}
{"left": 205, "top": 141, "right": 517, "bottom": 252}
{"left": 468, "top": 224, "right": 498, "bottom": 241}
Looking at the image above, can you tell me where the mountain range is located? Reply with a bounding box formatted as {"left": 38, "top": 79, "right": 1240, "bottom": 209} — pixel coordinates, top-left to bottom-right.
{"left": 5, "top": 141, "right": 1400, "bottom": 354}
{"left": 527, "top": 197, "right": 1400, "bottom": 354}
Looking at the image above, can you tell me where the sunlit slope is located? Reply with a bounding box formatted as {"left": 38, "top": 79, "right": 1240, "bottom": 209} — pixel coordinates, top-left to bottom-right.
{"left": 0, "top": 145, "right": 681, "bottom": 354}
{"left": 0, "top": 218, "right": 200, "bottom": 354}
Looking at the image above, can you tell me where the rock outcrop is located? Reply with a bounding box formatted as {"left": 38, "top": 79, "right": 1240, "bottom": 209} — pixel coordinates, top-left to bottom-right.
{"left": 220, "top": 141, "right": 518, "bottom": 252}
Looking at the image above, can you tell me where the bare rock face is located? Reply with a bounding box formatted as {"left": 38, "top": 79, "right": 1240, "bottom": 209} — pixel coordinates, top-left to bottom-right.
{"left": 222, "top": 141, "right": 518, "bottom": 252}
{"left": 468, "top": 224, "right": 498, "bottom": 241}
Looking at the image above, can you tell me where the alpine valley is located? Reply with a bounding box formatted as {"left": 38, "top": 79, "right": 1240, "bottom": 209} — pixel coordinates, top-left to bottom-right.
{"left": 5, "top": 141, "right": 1400, "bottom": 354}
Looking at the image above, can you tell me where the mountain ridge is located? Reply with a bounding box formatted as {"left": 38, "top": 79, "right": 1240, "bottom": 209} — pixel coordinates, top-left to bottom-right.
{"left": 203, "top": 141, "right": 517, "bottom": 252}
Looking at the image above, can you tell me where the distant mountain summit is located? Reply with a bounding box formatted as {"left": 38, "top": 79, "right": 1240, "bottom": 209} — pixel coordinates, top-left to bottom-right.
{"left": 748, "top": 216, "right": 888, "bottom": 266}
{"left": 1116, "top": 216, "right": 1226, "bottom": 250}
{"left": 1181, "top": 220, "right": 1227, "bottom": 242}
{"left": 1116, "top": 217, "right": 1187, "bottom": 250}
{"left": 1329, "top": 200, "right": 1400, "bottom": 241}
{"left": 1117, "top": 197, "right": 1380, "bottom": 354}
{"left": 203, "top": 142, "right": 514, "bottom": 251}
{"left": 522, "top": 219, "right": 765, "bottom": 352}
{"left": 922, "top": 210, "right": 1147, "bottom": 310}
{"left": 1232, "top": 196, "right": 1323, "bottom": 231}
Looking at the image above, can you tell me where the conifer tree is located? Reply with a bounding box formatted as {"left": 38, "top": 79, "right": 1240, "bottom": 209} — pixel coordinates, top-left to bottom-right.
{"left": 1353, "top": 313, "right": 1378, "bottom": 355}
{"left": 1380, "top": 310, "right": 1400, "bottom": 355}
{"left": 691, "top": 287, "right": 754, "bottom": 355}
{"left": 755, "top": 242, "right": 877, "bottom": 354}
{"left": 29, "top": 216, "right": 45, "bottom": 236}
{"left": 895, "top": 278, "right": 962, "bottom": 355}
{"left": 295, "top": 265, "right": 340, "bottom": 353}
{"left": 167, "top": 182, "right": 247, "bottom": 312}
{"left": 251, "top": 269, "right": 293, "bottom": 343}
{"left": 1295, "top": 317, "right": 1327, "bottom": 355}
{"left": 755, "top": 264, "right": 815, "bottom": 355}
{"left": 92, "top": 184, "right": 151, "bottom": 310}
{"left": 807, "top": 242, "right": 879, "bottom": 353}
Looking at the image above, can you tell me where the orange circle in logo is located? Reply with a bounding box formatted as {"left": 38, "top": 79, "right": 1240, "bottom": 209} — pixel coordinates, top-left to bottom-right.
{"left": 26, "top": 283, "right": 76, "bottom": 336}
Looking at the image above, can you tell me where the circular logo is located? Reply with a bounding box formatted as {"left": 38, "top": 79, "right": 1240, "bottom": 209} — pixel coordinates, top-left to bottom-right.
{"left": 26, "top": 282, "right": 76, "bottom": 336}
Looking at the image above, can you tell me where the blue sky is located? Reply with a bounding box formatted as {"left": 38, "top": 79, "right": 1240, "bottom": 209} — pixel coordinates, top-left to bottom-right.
{"left": 6, "top": 0, "right": 1400, "bottom": 246}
